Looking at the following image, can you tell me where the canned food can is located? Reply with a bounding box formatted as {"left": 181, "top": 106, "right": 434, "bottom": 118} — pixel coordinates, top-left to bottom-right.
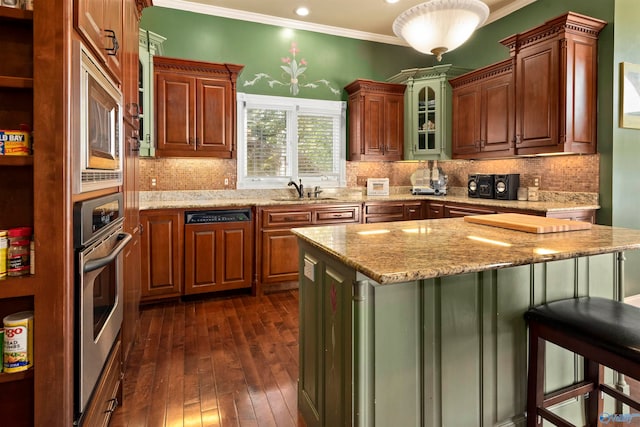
{"left": 0, "top": 130, "right": 30, "bottom": 156}
{"left": 0, "top": 231, "right": 7, "bottom": 278}
{"left": 3, "top": 311, "right": 33, "bottom": 373}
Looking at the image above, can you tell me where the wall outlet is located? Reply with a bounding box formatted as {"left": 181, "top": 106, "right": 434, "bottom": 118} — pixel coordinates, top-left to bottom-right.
{"left": 533, "top": 175, "right": 541, "bottom": 187}
{"left": 224, "top": 177, "right": 229, "bottom": 186}
{"left": 151, "top": 177, "right": 157, "bottom": 187}
{"left": 356, "top": 176, "right": 368, "bottom": 186}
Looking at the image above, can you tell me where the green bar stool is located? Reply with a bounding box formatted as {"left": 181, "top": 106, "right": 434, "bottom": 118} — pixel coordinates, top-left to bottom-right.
{"left": 525, "top": 297, "right": 640, "bottom": 426}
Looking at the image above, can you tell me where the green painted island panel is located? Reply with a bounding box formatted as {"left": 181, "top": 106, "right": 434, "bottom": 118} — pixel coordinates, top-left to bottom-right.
{"left": 298, "top": 241, "right": 624, "bottom": 427}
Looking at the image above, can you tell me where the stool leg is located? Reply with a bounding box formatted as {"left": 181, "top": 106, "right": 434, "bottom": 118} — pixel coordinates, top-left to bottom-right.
{"left": 528, "top": 323, "right": 545, "bottom": 427}
{"left": 584, "top": 359, "right": 603, "bottom": 427}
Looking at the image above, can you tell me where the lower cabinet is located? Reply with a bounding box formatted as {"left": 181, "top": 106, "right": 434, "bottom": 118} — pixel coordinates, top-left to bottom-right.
{"left": 122, "top": 232, "right": 141, "bottom": 364}
{"left": 81, "top": 339, "right": 122, "bottom": 427}
{"left": 257, "top": 204, "right": 361, "bottom": 294}
{"left": 426, "top": 200, "right": 596, "bottom": 222}
{"left": 140, "top": 210, "right": 183, "bottom": 302}
{"left": 184, "top": 220, "right": 253, "bottom": 295}
{"left": 363, "top": 201, "right": 424, "bottom": 223}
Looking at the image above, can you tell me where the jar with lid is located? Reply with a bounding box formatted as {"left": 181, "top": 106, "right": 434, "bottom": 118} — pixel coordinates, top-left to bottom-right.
{"left": 8, "top": 239, "right": 29, "bottom": 277}
{"left": 7, "top": 227, "right": 32, "bottom": 244}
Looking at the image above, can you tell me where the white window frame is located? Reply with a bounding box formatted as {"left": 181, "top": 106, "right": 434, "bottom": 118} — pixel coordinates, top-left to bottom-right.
{"left": 236, "top": 92, "right": 347, "bottom": 189}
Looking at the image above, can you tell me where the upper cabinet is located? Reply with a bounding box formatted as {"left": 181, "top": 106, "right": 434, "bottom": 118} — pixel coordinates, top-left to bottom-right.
{"left": 451, "top": 60, "right": 515, "bottom": 159}
{"left": 75, "top": 0, "right": 123, "bottom": 83}
{"left": 345, "top": 79, "right": 405, "bottom": 161}
{"left": 388, "top": 65, "right": 468, "bottom": 160}
{"left": 154, "top": 56, "right": 244, "bottom": 158}
{"left": 138, "top": 29, "right": 166, "bottom": 157}
{"left": 451, "top": 12, "right": 606, "bottom": 159}
{"left": 501, "top": 12, "right": 606, "bottom": 155}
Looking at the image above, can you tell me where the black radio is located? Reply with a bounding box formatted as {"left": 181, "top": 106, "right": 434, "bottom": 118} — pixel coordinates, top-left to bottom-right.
{"left": 494, "top": 174, "right": 520, "bottom": 200}
{"left": 476, "top": 174, "right": 495, "bottom": 199}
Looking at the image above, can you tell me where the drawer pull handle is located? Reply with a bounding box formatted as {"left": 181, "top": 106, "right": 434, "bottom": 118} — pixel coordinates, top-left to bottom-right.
{"left": 105, "top": 397, "right": 119, "bottom": 413}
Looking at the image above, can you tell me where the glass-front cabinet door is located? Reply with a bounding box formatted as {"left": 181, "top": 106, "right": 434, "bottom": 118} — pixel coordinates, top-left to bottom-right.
{"left": 415, "top": 83, "right": 438, "bottom": 156}
{"left": 388, "top": 65, "right": 469, "bottom": 160}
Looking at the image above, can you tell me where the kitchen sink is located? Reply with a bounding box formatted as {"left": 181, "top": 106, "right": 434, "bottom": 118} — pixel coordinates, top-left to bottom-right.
{"left": 271, "top": 197, "right": 337, "bottom": 202}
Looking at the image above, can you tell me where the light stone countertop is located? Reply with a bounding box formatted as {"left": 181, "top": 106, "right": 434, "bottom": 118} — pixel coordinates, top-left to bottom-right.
{"left": 291, "top": 218, "right": 640, "bottom": 284}
{"left": 139, "top": 188, "right": 599, "bottom": 213}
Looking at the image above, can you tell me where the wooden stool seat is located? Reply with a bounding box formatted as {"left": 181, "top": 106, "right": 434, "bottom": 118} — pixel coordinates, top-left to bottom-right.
{"left": 525, "top": 297, "right": 640, "bottom": 426}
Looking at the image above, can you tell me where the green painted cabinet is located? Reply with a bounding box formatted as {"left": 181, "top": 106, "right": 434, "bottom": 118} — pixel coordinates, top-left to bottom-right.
{"left": 298, "top": 239, "right": 626, "bottom": 427}
{"left": 138, "top": 29, "right": 165, "bottom": 157}
{"left": 388, "top": 65, "right": 468, "bottom": 160}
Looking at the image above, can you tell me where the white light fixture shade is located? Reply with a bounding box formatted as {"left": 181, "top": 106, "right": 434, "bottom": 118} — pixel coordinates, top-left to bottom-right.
{"left": 393, "top": 0, "right": 489, "bottom": 61}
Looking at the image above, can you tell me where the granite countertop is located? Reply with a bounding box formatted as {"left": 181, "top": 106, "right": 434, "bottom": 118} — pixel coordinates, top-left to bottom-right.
{"left": 291, "top": 218, "right": 640, "bottom": 285}
{"left": 139, "top": 188, "right": 600, "bottom": 213}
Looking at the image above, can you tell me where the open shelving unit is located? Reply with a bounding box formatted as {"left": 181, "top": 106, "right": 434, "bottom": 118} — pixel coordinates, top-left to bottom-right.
{"left": 0, "top": 5, "right": 35, "bottom": 425}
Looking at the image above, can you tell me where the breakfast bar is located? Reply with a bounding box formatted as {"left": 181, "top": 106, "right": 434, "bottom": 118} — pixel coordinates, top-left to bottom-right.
{"left": 292, "top": 216, "right": 640, "bottom": 427}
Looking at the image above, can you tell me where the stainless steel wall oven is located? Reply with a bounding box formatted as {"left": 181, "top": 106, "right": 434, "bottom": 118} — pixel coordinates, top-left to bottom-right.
{"left": 73, "top": 193, "right": 131, "bottom": 423}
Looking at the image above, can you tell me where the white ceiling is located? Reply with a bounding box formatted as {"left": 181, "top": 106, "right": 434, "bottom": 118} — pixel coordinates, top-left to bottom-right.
{"left": 153, "top": 0, "right": 538, "bottom": 46}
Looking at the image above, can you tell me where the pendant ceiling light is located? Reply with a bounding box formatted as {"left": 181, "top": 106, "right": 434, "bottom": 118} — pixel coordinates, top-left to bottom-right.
{"left": 393, "top": 0, "right": 490, "bottom": 61}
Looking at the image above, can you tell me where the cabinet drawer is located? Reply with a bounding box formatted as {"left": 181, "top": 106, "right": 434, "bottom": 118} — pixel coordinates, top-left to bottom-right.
{"left": 315, "top": 206, "right": 361, "bottom": 224}
{"left": 364, "top": 203, "right": 404, "bottom": 215}
{"left": 264, "top": 210, "right": 313, "bottom": 227}
{"left": 82, "top": 339, "right": 121, "bottom": 427}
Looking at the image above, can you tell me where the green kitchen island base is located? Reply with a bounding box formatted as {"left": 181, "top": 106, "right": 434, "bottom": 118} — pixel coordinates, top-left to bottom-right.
{"left": 297, "top": 241, "right": 628, "bottom": 427}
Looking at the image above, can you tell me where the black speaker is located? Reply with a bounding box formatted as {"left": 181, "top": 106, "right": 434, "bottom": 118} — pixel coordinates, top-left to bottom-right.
{"left": 494, "top": 174, "right": 520, "bottom": 200}
{"left": 468, "top": 175, "right": 479, "bottom": 198}
{"left": 477, "top": 174, "right": 495, "bottom": 199}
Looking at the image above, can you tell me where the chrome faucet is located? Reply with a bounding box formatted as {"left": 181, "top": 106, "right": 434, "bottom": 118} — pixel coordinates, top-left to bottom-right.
{"left": 288, "top": 179, "right": 304, "bottom": 198}
{"left": 313, "top": 186, "right": 323, "bottom": 198}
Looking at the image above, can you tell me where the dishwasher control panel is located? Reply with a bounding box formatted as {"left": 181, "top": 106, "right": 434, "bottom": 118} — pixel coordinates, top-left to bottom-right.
{"left": 185, "top": 209, "right": 252, "bottom": 224}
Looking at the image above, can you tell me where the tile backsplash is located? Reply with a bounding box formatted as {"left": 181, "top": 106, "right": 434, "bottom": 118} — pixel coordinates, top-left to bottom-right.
{"left": 139, "top": 154, "right": 599, "bottom": 193}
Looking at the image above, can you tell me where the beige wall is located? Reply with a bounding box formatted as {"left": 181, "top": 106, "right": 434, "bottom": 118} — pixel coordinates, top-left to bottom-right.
{"left": 140, "top": 154, "right": 599, "bottom": 193}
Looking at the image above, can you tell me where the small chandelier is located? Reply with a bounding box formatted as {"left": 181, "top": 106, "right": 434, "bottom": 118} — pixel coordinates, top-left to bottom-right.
{"left": 393, "top": 0, "right": 490, "bottom": 61}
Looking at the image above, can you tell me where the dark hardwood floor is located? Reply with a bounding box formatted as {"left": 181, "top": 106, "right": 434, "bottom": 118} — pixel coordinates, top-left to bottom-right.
{"left": 110, "top": 290, "right": 304, "bottom": 427}
{"left": 110, "top": 288, "right": 640, "bottom": 426}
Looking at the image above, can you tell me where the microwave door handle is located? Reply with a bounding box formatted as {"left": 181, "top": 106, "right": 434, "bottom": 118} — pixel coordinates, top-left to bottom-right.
{"left": 83, "top": 232, "right": 132, "bottom": 273}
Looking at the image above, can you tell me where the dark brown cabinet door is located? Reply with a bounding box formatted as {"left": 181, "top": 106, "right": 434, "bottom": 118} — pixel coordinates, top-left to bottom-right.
{"left": 75, "top": 0, "right": 122, "bottom": 83}
{"left": 196, "top": 78, "right": 233, "bottom": 155}
{"left": 184, "top": 221, "right": 252, "bottom": 295}
{"left": 426, "top": 202, "right": 445, "bottom": 219}
{"left": 514, "top": 41, "right": 558, "bottom": 152}
{"left": 362, "top": 94, "right": 385, "bottom": 157}
{"left": 452, "top": 84, "right": 481, "bottom": 156}
{"left": 155, "top": 71, "right": 196, "bottom": 153}
{"left": 261, "top": 229, "right": 299, "bottom": 284}
{"left": 140, "top": 211, "right": 182, "bottom": 301}
{"left": 444, "top": 204, "right": 496, "bottom": 218}
{"left": 481, "top": 72, "right": 514, "bottom": 154}
{"left": 383, "top": 94, "right": 404, "bottom": 158}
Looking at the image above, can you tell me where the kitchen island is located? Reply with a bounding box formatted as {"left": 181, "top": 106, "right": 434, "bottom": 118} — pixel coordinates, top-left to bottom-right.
{"left": 292, "top": 217, "right": 640, "bottom": 427}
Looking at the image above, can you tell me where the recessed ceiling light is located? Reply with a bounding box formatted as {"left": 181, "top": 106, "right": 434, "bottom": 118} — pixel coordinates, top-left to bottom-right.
{"left": 295, "top": 6, "right": 310, "bottom": 16}
{"left": 385, "top": 0, "right": 400, "bottom": 4}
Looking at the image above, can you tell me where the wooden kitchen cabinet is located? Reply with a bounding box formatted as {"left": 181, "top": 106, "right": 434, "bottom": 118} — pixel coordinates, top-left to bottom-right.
{"left": 345, "top": 79, "right": 405, "bottom": 161}
{"left": 74, "top": 0, "right": 123, "bottom": 83}
{"left": 501, "top": 12, "right": 606, "bottom": 155}
{"left": 140, "top": 210, "right": 183, "bottom": 302}
{"left": 425, "top": 200, "right": 596, "bottom": 223}
{"left": 451, "top": 59, "right": 515, "bottom": 159}
{"left": 257, "top": 204, "right": 361, "bottom": 294}
{"left": 80, "top": 338, "right": 122, "bottom": 427}
{"left": 184, "top": 215, "right": 253, "bottom": 295}
{"left": 363, "top": 201, "right": 424, "bottom": 223}
{"left": 388, "top": 65, "right": 468, "bottom": 160}
{"left": 154, "top": 56, "right": 244, "bottom": 158}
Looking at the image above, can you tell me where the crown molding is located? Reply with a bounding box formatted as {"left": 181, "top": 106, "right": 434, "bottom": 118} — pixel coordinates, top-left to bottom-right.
{"left": 152, "top": 0, "right": 537, "bottom": 47}
{"left": 153, "top": 0, "right": 409, "bottom": 46}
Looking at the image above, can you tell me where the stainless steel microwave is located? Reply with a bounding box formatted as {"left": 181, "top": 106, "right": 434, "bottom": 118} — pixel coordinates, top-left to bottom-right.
{"left": 72, "top": 41, "right": 123, "bottom": 194}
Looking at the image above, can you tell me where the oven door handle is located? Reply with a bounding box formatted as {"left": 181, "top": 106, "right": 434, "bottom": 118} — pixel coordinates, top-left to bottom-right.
{"left": 83, "top": 232, "right": 132, "bottom": 273}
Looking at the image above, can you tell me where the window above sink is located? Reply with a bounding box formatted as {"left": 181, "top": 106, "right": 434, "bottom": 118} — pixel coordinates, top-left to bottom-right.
{"left": 236, "top": 93, "right": 347, "bottom": 189}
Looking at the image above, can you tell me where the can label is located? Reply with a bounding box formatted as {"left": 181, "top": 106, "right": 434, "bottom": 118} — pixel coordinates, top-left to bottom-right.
{"left": 3, "top": 313, "right": 33, "bottom": 373}
{"left": 0, "top": 131, "right": 30, "bottom": 156}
